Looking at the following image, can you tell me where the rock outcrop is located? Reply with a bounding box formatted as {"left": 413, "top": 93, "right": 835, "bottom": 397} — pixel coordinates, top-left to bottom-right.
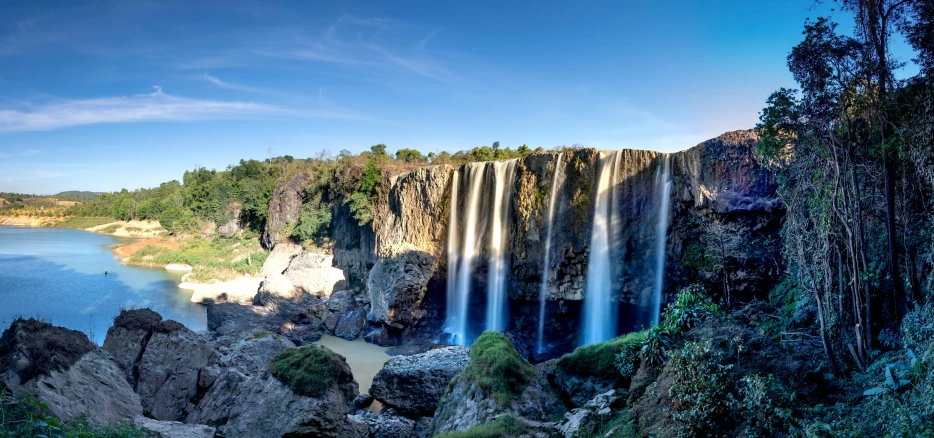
{"left": 103, "top": 309, "right": 219, "bottom": 421}
{"left": 188, "top": 330, "right": 364, "bottom": 438}
{"left": 0, "top": 319, "right": 142, "bottom": 424}
{"left": 262, "top": 173, "right": 308, "bottom": 248}
{"left": 367, "top": 245, "right": 437, "bottom": 331}
{"left": 556, "top": 389, "right": 623, "bottom": 438}
{"left": 135, "top": 416, "right": 216, "bottom": 438}
{"left": 369, "top": 346, "right": 470, "bottom": 417}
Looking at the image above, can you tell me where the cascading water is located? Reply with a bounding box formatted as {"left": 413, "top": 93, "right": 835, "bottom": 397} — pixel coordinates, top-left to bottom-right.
{"left": 652, "top": 155, "right": 672, "bottom": 326}
{"left": 582, "top": 151, "right": 622, "bottom": 345}
{"left": 537, "top": 153, "right": 565, "bottom": 354}
{"left": 443, "top": 171, "right": 461, "bottom": 342}
{"left": 486, "top": 160, "right": 517, "bottom": 332}
{"left": 450, "top": 163, "right": 486, "bottom": 345}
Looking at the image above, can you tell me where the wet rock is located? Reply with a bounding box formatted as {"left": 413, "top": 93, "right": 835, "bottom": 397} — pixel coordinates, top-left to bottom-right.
{"left": 363, "top": 326, "right": 398, "bottom": 347}
{"left": 335, "top": 309, "right": 367, "bottom": 340}
{"left": 283, "top": 324, "right": 323, "bottom": 345}
{"left": 0, "top": 319, "right": 142, "bottom": 424}
{"left": 370, "top": 346, "right": 470, "bottom": 417}
{"left": 367, "top": 245, "right": 436, "bottom": 330}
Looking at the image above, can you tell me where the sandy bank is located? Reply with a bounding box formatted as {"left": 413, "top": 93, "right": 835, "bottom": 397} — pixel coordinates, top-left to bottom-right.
{"left": 87, "top": 220, "right": 166, "bottom": 237}
{"left": 182, "top": 277, "right": 262, "bottom": 305}
{"left": 0, "top": 216, "right": 63, "bottom": 227}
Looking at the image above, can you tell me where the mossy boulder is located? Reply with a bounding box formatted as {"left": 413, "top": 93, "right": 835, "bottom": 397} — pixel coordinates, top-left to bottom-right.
{"left": 549, "top": 330, "right": 646, "bottom": 406}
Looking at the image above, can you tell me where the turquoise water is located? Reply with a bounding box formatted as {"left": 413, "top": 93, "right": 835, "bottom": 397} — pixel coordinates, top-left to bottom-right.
{"left": 0, "top": 226, "right": 207, "bottom": 341}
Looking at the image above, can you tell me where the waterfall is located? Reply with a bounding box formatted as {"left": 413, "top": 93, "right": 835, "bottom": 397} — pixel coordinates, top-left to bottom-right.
{"left": 537, "top": 153, "right": 565, "bottom": 354}
{"left": 652, "top": 155, "right": 672, "bottom": 326}
{"left": 486, "top": 160, "right": 517, "bottom": 332}
{"left": 444, "top": 171, "right": 461, "bottom": 342}
{"left": 582, "top": 151, "right": 622, "bottom": 345}
{"left": 450, "top": 163, "right": 486, "bottom": 345}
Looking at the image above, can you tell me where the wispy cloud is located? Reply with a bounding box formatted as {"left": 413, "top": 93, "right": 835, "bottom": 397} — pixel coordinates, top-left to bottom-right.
{"left": 202, "top": 73, "right": 266, "bottom": 93}
{"left": 416, "top": 28, "right": 442, "bottom": 50}
{"left": 0, "top": 86, "right": 288, "bottom": 133}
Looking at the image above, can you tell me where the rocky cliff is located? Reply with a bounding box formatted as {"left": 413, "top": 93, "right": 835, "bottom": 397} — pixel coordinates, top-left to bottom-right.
{"left": 262, "top": 130, "right": 781, "bottom": 356}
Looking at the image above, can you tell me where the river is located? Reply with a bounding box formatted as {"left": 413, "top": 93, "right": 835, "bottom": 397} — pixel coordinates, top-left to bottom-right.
{"left": 0, "top": 225, "right": 207, "bottom": 341}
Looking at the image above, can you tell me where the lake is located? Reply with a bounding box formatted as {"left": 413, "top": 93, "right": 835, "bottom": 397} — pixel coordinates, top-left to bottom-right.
{"left": 0, "top": 226, "right": 207, "bottom": 342}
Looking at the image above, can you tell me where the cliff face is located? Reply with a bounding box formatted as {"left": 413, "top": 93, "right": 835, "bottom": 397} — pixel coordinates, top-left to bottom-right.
{"left": 265, "top": 130, "right": 781, "bottom": 354}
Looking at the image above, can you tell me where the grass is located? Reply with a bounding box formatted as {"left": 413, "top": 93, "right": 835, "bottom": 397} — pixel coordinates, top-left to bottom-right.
{"left": 269, "top": 345, "right": 346, "bottom": 398}
{"left": 55, "top": 217, "right": 115, "bottom": 229}
{"left": 0, "top": 318, "right": 94, "bottom": 383}
{"left": 557, "top": 330, "right": 648, "bottom": 380}
{"left": 461, "top": 331, "right": 536, "bottom": 405}
{"left": 433, "top": 415, "right": 527, "bottom": 438}
{"left": 125, "top": 235, "right": 268, "bottom": 282}
{"left": 97, "top": 224, "right": 122, "bottom": 234}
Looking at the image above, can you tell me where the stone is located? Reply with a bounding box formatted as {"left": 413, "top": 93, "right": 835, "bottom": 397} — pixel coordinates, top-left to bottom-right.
{"left": 189, "top": 330, "right": 362, "bottom": 438}
{"left": 205, "top": 302, "right": 287, "bottom": 342}
{"left": 326, "top": 289, "right": 362, "bottom": 314}
{"left": 263, "top": 173, "right": 308, "bottom": 248}
{"left": 217, "top": 203, "right": 242, "bottom": 238}
{"left": 360, "top": 409, "right": 418, "bottom": 438}
{"left": 283, "top": 324, "right": 323, "bottom": 345}
{"left": 367, "top": 245, "right": 437, "bottom": 329}
{"left": 254, "top": 277, "right": 329, "bottom": 326}
{"left": 0, "top": 319, "right": 142, "bottom": 424}
{"left": 369, "top": 346, "right": 470, "bottom": 417}
{"left": 104, "top": 309, "right": 219, "bottom": 421}
{"left": 557, "top": 390, "right": 621, "bottom": 438}
{"left": 199, "top": 220, "right": 216, "bottom": 238}
{"left": 134, "top": 416, "right": 215, "bottom": 438}
{"left": 284, "top": 252, "right": 347, "bottom": 297}
{"left": 335, "top": 309, "right": 367, "bottom": 340}
{"left": 363, "top": 326, "right": 398, "bottom": 347}
{"left": 260, "top": 242, "right": 303, "bottom": 277}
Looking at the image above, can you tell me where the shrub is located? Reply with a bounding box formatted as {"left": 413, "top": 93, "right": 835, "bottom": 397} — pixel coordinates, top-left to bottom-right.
{"left": 433, "top": 415, "right": 527, "bottom": 438}
{"left": 269, "top": 345, "right": 346, "bottom": 398}
{"left": 640, "top": 284, "right": 717, "bottom": 365}
{"left": 668, "top": 340, "right": 737, "bottom": 438}
{"left": 290, "top": 203, "right": 332, "bottom": 241}
{"left": 557, "top": 330, "right": 647, "bottom": 380}
{"left": 736, "top": 373, "right": 797, "bottom": 437}
{"left": 462, "top": 331, "right": 536, "bottom": 405}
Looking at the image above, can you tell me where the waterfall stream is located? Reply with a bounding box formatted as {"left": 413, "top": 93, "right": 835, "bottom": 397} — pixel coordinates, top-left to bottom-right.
{"left": 537, "top": 153, "right": 565, "bottom": 354}
{"left": 652, "top": 155, "right": 672, "bottom": 326}
{"left": 444, "top": 170, "right": 461, "bottom": 342}
{"left": 450, "top": 163, "right": 486, "bottom": 345}
{"left": 582, "top": 151, "right": 622, "bottom": 345}
{"left": 486, "top": 160, "right": 517, "bottom": 332}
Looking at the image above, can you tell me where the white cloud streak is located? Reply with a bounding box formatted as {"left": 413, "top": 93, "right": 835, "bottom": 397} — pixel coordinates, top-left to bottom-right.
{"left": 0, "top": 86, "right": 288, "bottom": 132}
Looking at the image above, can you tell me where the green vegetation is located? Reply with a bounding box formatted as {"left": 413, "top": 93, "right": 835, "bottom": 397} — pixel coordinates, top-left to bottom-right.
{"left": 460, "top": 331, "right": 536, "bottom": 405}
{"left": 558, "top": 330, "right": 646, "bottom": 380}
{"left": 269, "top": 345, "right": 346, "bottom": 398}
{"left": 639, "top": 284, "right": 717, "bottom": 366}
{"left": 433, "top": 415, "right": 527, "bottom": 438}
{"left": 55, "top": 217, "right": 115, "bottom": 229}
{"left": 126, "top": 236, "right": 267, "bottom": 282}
{"left": 0, "top": 389, "right": 149, "bottom": 438}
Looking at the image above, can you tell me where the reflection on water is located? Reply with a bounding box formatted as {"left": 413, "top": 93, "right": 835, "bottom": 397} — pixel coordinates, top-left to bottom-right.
{"left": 0, "top": 226, "right": 206, "bottom": 341}
{"left": 314, "top": 334, "right": 389, "bottom": 395}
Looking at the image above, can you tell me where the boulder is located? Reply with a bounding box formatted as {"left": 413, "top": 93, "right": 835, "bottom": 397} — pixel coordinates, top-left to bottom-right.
{"left": 134, "top": 416, "right": 215, "bottom": 438}
{"left": 367, "top": 246, "right": 436, "bottom": 329}
{"left": 205, "top": 302, "right": 287, "bottom": 342}
{"left": 262, "top": 173, "right": 308, "bottom": 248}
{"left": 0, "top": 319, "right": 142, "bottom": 424}
{"left": 359, "top": 409, "right": 418, "bottom": 438}
{"left": 363, "top": 326, "right": 398, "bottom": 347}
{"left": 254, "top": 278, "right": 329, "bottom": 326}
{"left": 260, "top": 242, "right": 304, "bottom": 277}
{"left": 335, "top": 309, "right": 367, "bottom": 340}
{"left": 326, "top": 289, "right": 363, "bottom": 314}
{"left": 557, "top": 390, "right": 622, "bottom": 438}
{"left": 283, "top": 324, "right": 323, "bottom": 345}
{"left": 189, "top": 330, "right": 363, "bottom": 438}
{"left": 284, "top": 252, "right": 346, "bottom": 297}
{"left": 369, "top": 346, "right": 470, "bottom": 417}
{"left": 217, "top": 203, "right": 242, "bottom": 238}
{"left": 199, "top": 220, "right": 216, "bottom": 239}
{"left": 104, "top": 309, "right": 219, "bottom": 421}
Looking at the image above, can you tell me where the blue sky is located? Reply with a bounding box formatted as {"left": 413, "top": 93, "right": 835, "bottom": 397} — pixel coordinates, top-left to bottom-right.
{"left": 0, "top": 0, "right": 921, "bottom": 194}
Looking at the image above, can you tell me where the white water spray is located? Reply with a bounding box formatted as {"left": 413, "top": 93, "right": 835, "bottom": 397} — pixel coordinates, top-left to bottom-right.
{"left": 582, "top": 151, "right": 622, "bottom": 345}
{"left": 444, "top": 171, "right": 461, "bottom": 341}
{"left": 652, "top": 155, "right": 672, "bottom": 326}
{"left": 537, "top": 153, "right": 565, "bottom": 354}
{"left": 486, "top": 160, "right": 517, "bottom": 332}
{"left": 451, "top": 163, "right": 486, "bottom": 345}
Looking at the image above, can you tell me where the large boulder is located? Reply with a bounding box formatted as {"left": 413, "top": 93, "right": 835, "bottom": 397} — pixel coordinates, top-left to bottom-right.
{"left": 262, "top": 174, "right": 308, "bottom": 248}
{"left": 357, "top": 409, "right": 420, "bottom": 438}
{"left": 189, "top": 330, "right": 364, "bottom": 438}
{"left": 135, "top": 416, "right": 216, "bottom": 438}
{"left": 0, "top": 319, "right": 142, "bottom": 424}
{"left": 284, "top": 252, "right": 346, "bottom": 297}
{"left": 104, "top": 310, "right": 219, "bottom": 421}
{"left": 432, "top": 333, "right": 565, "bottom": 434}
{"left": 367, "top": 245, "right": 437, "bottom": 330}
{"left": 369, "top": 346, "right": 470, "bottom": 417}
{"left": 259, "top": 242, "right": 303, "bottom": 277}
{"left": 205, "top": 302, "right": 287, "bottom": 342}
{"left": 335, "top": 309, "right": 367, "bottom": 340}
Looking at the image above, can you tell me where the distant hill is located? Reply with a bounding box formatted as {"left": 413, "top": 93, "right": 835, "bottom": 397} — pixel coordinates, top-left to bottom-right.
{"left": 54, "top": 191, "right": 102, "bottom": 200}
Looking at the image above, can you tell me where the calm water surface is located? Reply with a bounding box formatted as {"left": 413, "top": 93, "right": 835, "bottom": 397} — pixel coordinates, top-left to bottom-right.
{"left": 0, "top": 226, "right": 206, "bottom": 341}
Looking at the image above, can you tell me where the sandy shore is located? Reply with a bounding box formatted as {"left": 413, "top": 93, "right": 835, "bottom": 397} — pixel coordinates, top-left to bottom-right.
{"left": 182, "top": 277, "right": 262, "bottom": 305}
